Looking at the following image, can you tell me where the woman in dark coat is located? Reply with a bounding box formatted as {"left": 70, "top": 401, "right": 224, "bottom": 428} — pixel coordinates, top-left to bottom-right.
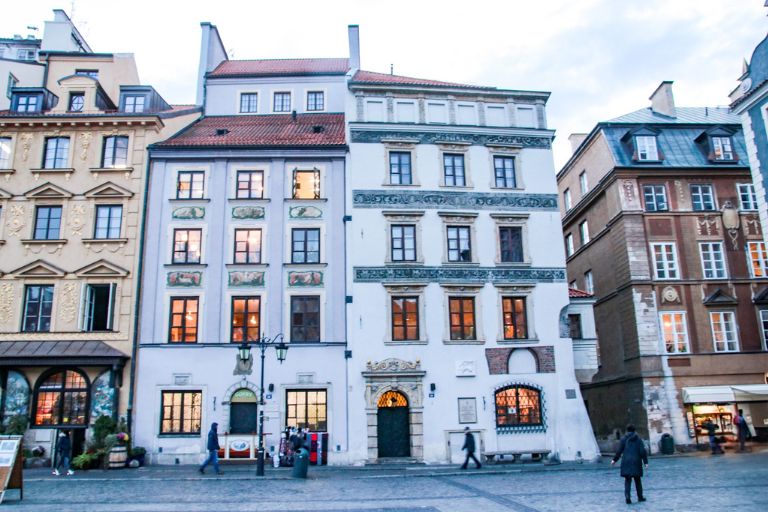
{"left": 611, "top": 425, "right": 648, "bottom": 504}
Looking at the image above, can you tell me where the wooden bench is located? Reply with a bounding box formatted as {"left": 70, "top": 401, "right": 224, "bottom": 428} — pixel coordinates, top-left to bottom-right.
{"left": 482, "top": 450, "right": 551, "bottom": 464}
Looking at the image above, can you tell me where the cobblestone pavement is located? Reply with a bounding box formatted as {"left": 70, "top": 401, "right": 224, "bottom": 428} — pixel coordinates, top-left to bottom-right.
{"left": 4, "top": 449, "right": 768, "bottom": 511}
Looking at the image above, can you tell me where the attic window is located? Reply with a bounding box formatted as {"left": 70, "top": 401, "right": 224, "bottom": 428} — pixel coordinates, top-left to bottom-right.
{"left": 312, "top": 125, "right": 324, "bottom": 134}
{"left": 635, "top": 136, "right": 659, "bottom": 161}
{"left": 711, "top": 136, "right": 734, "bottom": 161}
{"left": 216, "top": 129, "right": 230, "bottom": 136}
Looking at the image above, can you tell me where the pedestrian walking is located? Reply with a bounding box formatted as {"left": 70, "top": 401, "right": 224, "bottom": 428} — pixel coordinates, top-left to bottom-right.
{"left": 460, "top": 427, "right": 481, "bottom": 470}
{"left": 52, "top": 431, "right": 74, "bottom": 476}
{"left": 702, "top": 417, "right": 723, "bottom": 454}
{"left": 611, "top": 425, "right": 647, "bottom": 504}
{"left": 735, "top": 409, "right": 750, "bottom": 452}
{"left": 198, "top": 422, "right": 223, "bottom": 475}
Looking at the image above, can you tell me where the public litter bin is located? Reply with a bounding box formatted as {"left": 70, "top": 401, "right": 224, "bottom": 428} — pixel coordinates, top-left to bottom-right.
{"left": 292, "top": 448, "right": 309, "bottom": 478}
{"left": 660, "top": 433, "right": 674, "bottom": 454}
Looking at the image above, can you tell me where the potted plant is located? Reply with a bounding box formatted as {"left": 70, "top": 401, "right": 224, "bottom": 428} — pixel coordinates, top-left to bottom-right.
{"left": 129, "top": 446, "right": 146, "bottom": 466}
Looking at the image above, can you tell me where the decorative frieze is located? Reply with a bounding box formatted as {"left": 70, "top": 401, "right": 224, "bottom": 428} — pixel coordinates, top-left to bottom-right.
{"left": 365, "top": 358, "right": 422, "bottom": 372}
{"left": 353, "top": 266, "right": 565, "bottom": 284}
{"left": 228, "top": 270, "right": 265, "bottom": 287}
{"left": 167, "top": 271, "right": 202, "bottom": 287}
{"left": 59, "top": 282, "right": 78, "bottom": 323}
{"left": 351, "top": 129, "right": 552, "bottom": 149}
{"left": 232, "top": 206, "right": 265, "bottom": 220}
{"left": 289, "top": 205, "right": 323, "bottom": 219}
{"left": 0, "top": 283, "right": 15, "bottom": 326}
{"left": 353, "top": 190, "right": 558, "bottom": 211}
{"left": 5, "top": 205, "right": 25, "bottom": 237}
{"left": 288, "top": 270, "right": 323, "bottom": 287}
{"left": 172, "top": 206, "right": 205, "bottom": 220}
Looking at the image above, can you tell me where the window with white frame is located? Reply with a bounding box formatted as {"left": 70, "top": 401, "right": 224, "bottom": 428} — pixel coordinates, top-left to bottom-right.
{"left": 273, "top": 92, "right": 291, "bottom": 112}
{"left": 579, "top": 220, "right": 590, "bottom": 245}
{"left": 711, "top": 136, "right": 734, "bottom": 161}
{"left": 579, "top": 171, "right": 588, "bottom": 195}
{"left": 306, "top": 91, "right": 324, "bottom": 111}
{"left": 643, "top": 185, "right": 668, "bottom": 211}
{"left": 759, "top": 310, "right": 768, "bottom": 350}
{"left": 0, "top": 137, "right": 11, "bottom": 168}
{"left": 660, "top": 312, "right": 689, "bottom": 354}
{"left": 565, "top": 233, "right": 574, "bottom": 257}
{"left": 584, "top": 270, "right": 594, "bottom": 293}
{"left": 699, "top": 242, "right": 726, "bottom": 279}
{"left": 710, "top": 311, "right": 738, "bottom": 352}
{"left": 563, "top": 188, "right": 572, "bottom": 211}
{"left": 635, "top": 135, "right": 659, "bottom": 161}
{"left": 747, "top": 241, "right": 768, "bottom": 278}
{"left": 690, "top": 184, "right": 715, "bottom": 211}
{"left": 738, "top": 183, "right": 758, "bottom": 211}
{"left": 240, "top": 93, "right": 258, "bottom": 113}
{"left": 651, "top": 243, "right": 679, "bottom": 280}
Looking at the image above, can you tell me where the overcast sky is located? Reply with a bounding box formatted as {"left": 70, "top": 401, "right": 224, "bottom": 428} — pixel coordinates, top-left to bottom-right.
{"left": 3, "top": 0, "right": 767, "bottom": 167}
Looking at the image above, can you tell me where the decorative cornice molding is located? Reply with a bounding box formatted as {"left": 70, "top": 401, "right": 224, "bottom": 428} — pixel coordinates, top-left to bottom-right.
{"left": 352, "top": 189, "right": 558, "bottom": 211}
{"left": 351, "top": 129, "right": 552, "bottom": 148}
{"left": 353, "top": 266, "right": 565, "bottom": 284}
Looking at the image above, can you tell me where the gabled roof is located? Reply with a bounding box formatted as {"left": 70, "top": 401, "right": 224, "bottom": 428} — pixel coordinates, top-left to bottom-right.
{"left": 351, "top": 70, "right": 493, "bottom": 90}
{"left": 607, "top": 107, "right": 739, "bottom": 125}
{"left": 208, "top": 58, "right": 349, "bottom": 78}
{"left": 703, "top": 288, "right": 738, "bottom": 306}
{"left": 153, "top": 113, "right": 346, "bottom": 149}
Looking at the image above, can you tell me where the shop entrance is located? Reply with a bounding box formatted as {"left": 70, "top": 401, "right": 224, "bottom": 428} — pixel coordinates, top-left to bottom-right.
{"left": 229, "top": 389, "right": 257, "bottom": 434}
{"left": 691, "top": 404, "right": 735, "bottom": 444}
{"left": 376, "top": 391, "right": 410, "bottom": 458}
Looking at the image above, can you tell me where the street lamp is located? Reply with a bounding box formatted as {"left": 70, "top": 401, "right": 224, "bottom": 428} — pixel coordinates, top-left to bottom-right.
{"left": 238, "top": 333, "right": 288, "bottom": 476}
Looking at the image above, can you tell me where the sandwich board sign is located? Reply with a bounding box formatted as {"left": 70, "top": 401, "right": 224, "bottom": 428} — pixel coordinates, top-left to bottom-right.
{"left": 0, "top": 435, "right": 23, "bottom": 503}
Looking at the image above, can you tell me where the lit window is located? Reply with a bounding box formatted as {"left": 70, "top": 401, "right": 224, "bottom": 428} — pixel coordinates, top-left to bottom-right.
{"left": 390, "top": 225, "right": 416, "bottom": 262}
{"left": 502, "top": 297, "right": 527, "bottom": 339}
{"left": 710, "top": 311, "right": 738, "bottom": 352}
{"left": 286, "top": 389, "right": 327, "bottom": 431}
{"left": 168, "top": 297, "right": 199, "bottom": 343}
{"left": 273, "top": 92, "right": 291, "bottom": 112}
{"left": 449, "top": 296, "right": 476, "bottom": 340}
{"left": 34, "top": 370, "right": 88, "bottom": 426}
{"left": 635, "top": 136, "right": 659, "bottom": 161}
{"left": 443, "top": 154, "right": 466, "bottom": 187}
{"left": 699, "top": 242, "right": 726, "bottom": 279}
{"left": 494, "top": 156, "right": 516, "bottom": 188}
{"left": 747, "top": 241, "right": 768, "bottom": 278}
{"left": 172, "top": 229, "right": 202, "bottom": 264}
{"left": 160, "top": 391, "right": 202, "bottom": 434}
{"left": 392, "top": 296, "right": 419, "bottom": 341}
{"left": 307, "top": 91, "right": 324, "bottom": 111}
{"left": 691, "top": 184, "right": 715, "bottom": 211}
{"left": 43, "top": 137, "right": 70, "bottom": 169}
{"left": 291, "top": 228, "right": 320, "bottom": 263}
{"left": 236, "top": 170, "right": 264, "bottom": 199}
{"left": 651, "top": 243, "right": 679, "bottom": 280}
{"left": 389, "top": 152, "right": 412, "bottom": 185}
{"left": 660, "top": 312, "right": 689, "bottom": 354}
{"left": 712, "top": 136, "right": 734, "bottom": 161}
{"left": 495, "top": 386, "right": 542, "bottom": 427}
{"left": 643, "top": 185, "right": 668, "bottom": 211}
{"left": 447, "top": 226, "right": 471, "bottom": 262}
{"left": 231, "top": 296, "right": 260, "bottom": 343}
{"left": 290, "top": 296, "right": 320, "bottom": 342}
{"left": 22, "top": 285, "right": 54, "bottom": 332}
{"left": 94, "top": 205, "right": 122, "bottom": 239}
{"left": 738, "top": 184, "right": 758, "bottom": 211}
{"left": 176, "top": 171, "right": 205, "bottom": 199}
{"left": 292, "top": 169, "right": 320, "bottom": 199}
{"left": 233, "top": 229, "right": 262, "bottom": 264}
{"left": 102, "top": 136, "right": 129, "bottom": 168}
{"left": 240, "top": 93, "right": 258, "bottom": 113}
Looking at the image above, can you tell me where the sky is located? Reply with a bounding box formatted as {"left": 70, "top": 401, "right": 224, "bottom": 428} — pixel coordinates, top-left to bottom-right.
{"left": 3, "top": 0, "right": 767, "bottom": 167}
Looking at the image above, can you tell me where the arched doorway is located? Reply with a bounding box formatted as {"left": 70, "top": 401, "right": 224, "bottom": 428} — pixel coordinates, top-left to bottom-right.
{"left": 377, "top": 391, "right": 410, "bottom": 458}
{"left": 229, "top": 388, "right": 257, "bottom": 434}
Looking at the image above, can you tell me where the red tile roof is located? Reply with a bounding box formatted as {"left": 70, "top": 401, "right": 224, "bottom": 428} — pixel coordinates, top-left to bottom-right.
{"left": 351, "top": 70, "right": 492, "bottom": 90}
{"left": 569, "top": 288, "right": 594, "bottom": 298}
{"left": 154, "top": 113, "right": 346, "bottom": 148}
{"left": 209, "top": 58, "right": 349, "bottom": 77}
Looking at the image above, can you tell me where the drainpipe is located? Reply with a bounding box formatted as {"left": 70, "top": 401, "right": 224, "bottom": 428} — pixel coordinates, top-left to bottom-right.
{"left": 126, "top": 152, "right": 153, "bottom": 434}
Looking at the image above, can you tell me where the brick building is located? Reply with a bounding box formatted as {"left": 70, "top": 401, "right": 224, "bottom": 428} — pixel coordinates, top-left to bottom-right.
{"left": 558, "top": 82, "right": 768, "bottom": 452}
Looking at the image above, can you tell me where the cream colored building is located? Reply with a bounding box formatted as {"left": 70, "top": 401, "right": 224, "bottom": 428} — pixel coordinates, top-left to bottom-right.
{"left": 0, "top": 51, "right": 199, "bottom": 457}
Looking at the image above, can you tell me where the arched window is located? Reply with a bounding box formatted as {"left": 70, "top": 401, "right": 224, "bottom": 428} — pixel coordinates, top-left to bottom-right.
{"left": 34, "top": 369, "right": 89, "bottom": 426}
{"left": 494, "top": 385, "right": 542, "bottom": 427}
{"left": 377, "top": 390, "right": 408, "bottom": 408}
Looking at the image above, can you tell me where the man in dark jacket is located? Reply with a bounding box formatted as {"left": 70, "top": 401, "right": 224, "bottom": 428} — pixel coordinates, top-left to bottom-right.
{"left": 460, "top": 427, "right": 481, "bottom": 470}
{"left": 198, "top": 422, "right": 223, "bottom": 475}
{"left": 611, "top": 425, "right": 648, "bottom": 504}
{"left": 735, "top": 409, "right": 750, "bottom": 452}
{"left": 702, "top": 418, "right": 723, "bottom": 454}
{"left": 53, "top": 431, "right": 73, "bottom": 476}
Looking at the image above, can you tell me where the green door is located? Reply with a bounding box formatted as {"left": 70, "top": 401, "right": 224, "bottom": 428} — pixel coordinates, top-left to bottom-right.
{"left": 376, "top": 391, "right": 410, "bottom": 458}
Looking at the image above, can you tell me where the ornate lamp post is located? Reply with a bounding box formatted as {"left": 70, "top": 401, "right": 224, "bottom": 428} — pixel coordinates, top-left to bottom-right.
{"left": 238, "top": 333, "right": 288, "bottom": 476}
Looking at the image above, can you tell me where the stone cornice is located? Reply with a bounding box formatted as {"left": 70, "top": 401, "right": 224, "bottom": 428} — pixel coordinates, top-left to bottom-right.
{"left": 353, "top": 189, "right": 558, "bottom": 211}
{"left": 353, "top": 266, "right": 565, "bottom": 284}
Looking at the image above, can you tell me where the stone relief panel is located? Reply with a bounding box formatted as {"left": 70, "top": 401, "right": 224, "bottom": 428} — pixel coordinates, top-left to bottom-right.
{"left": 69, "top": 203, "right": 87, "bottom": 237}
{"left": 172, "top": 206, "right": 205, "bottom": 220}
{"left": 20, "top": 134, "right": 33, "bottom": 162}
{"left": 288, "top": 271, "right": 323, "bottom": 287}
{"left": 228, "top": 270, "right": 265, "bottom": 287}
{"left": 5, "top": 204, "right": 25, "bottom": 237}
{"left": 78, "top": 132, "right": 92, "bottom": 161}
{"left": 232, "top": 206, "right": 265, "bottom": 220}
{"left": 167, "top": 271, "right": 202, "bottom": 287}
{"left": 744, "top": 214, "right": 762, "bottom": 237}
{"left": 288, "top": 206, "right": 323, "bottom": 219}
{"left": 59, "top": 282, "right": 78, "bottom": 324}
{"left": 697, "top": 215, "right": 720, "bottom": 236}
{"left": 0, "top": 283, "right": 16, "bottom": 327}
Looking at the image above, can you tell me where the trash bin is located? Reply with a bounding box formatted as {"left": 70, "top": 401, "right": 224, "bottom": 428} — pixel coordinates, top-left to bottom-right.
{"left": 292, "top": 448, "right": 309, "bottom": 478}
{"left": 660, "top": 433, "right": 674, "bottom": 455}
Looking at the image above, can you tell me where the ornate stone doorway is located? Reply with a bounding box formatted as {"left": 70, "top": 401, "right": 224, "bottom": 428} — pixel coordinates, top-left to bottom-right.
{"left": 362, "top": 358, "right": 425, "bottom": 461}
{"left": 376, "top": 391, "right": 410, "bottom": 457}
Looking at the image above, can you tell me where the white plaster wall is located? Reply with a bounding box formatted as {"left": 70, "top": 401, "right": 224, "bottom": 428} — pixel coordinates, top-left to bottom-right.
{"left": 0, "top": 60, "right": 45, "bottom": 110}
{"left": 740, "top": 111, "right": 768, "bottom": 244}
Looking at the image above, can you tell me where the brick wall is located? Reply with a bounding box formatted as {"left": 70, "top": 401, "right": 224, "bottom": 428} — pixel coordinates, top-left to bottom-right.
{"left": 485, "top": 346, "right": 556, "bottom": 374}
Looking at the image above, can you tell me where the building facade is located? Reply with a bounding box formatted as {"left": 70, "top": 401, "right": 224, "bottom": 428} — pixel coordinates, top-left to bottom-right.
{"left": 345, "top": 48, "right": 598, "bottom": 463}
{"left": 0, "top": 49, "right": 199, "bottom": 457}
{"left": 559, "top": 82, "right": 768, "bottom": 452}
{"left": 134, "top": 23, "right": 349, "bottom": 465}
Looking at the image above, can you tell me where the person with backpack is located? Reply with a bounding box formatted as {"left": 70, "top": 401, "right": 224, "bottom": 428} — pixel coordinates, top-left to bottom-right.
{"left": 611, "top": 425, "right": 648, "bottom": 504}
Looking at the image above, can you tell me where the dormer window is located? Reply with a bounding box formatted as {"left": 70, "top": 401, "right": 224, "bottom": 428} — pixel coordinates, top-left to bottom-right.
{"left": 635, "top": 136, "right": 659, "bottom": 161}
{"left": 123, "top": 95, "right": 145, "bottom": 113}
{"left": 15, "top": 94, "right": 39, "bottom": 113}
{"left": 712, "top": 136, "right": 734, "bottom": 161}
{"left": 68, "top": 92, "right": 85, "bottom": 112}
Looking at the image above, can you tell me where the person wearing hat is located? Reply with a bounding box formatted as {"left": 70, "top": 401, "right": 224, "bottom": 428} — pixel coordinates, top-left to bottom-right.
{"left": 199, "top": 422, "right": 223, "bottom": 475}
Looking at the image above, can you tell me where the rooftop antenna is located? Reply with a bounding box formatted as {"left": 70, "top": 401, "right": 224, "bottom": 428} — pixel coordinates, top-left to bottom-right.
{"left": 390, "top": 64, "right": 393, "bottom": 75}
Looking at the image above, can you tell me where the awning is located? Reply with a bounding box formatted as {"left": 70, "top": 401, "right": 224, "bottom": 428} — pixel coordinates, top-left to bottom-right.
{"left": 682, "top": 384, "right": 768, "bottom": 404}
{"left": 0, "top": 340, "right": 128, "bottom": 367}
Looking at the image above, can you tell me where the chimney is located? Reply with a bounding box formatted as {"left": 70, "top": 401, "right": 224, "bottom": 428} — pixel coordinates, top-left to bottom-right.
{"left": 348, "top": 25, "right": 360, "bottom": 70}
{"left": 569, "top": 133, "right": 588, "bottom": 153}
{"left": 649, "top": 81, "right": 676, "bottom": 117}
